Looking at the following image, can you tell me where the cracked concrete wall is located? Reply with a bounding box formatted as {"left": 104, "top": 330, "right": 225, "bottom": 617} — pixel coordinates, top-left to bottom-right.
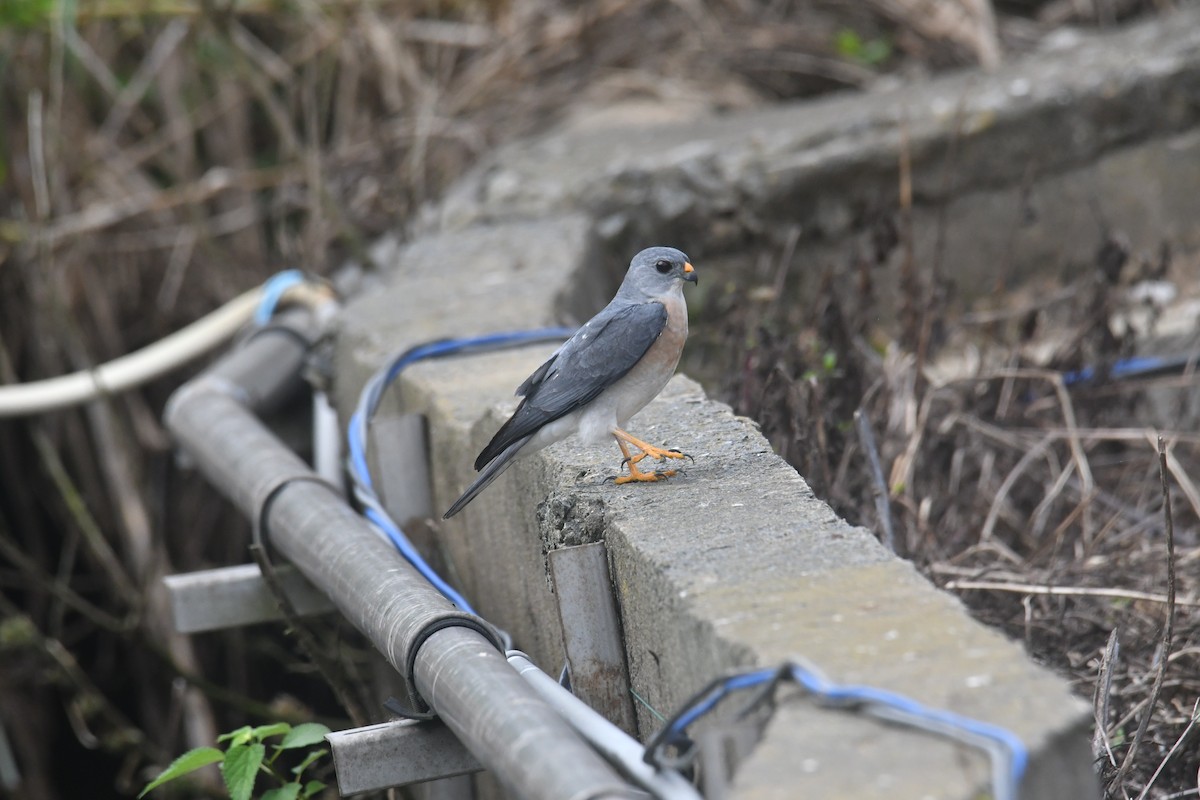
{"left": 323, "top": 7, "right": 1200, "bottom": 798}
{"left": 334, "top": 224, "right": 1096, "bottom": 798}
{"left": 435, "top": 6, "right": 1200, "bottom": 301}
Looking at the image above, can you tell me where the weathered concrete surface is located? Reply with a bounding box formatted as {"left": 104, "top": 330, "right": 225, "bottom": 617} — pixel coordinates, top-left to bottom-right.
{"left": 434, "top": 4, "right": 1200, "bottom": 299}
{"left": 335, "top": 217, "right": 598, "bottom": 664}
{"left": 334, "top": 222, "right": 1097, "bottom": 798}
{"left": 320, "top": 8, "right": 1200, "bottom": 796}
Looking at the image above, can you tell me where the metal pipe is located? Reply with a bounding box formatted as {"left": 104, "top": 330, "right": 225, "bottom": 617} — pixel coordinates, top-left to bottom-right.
{"left": 417, "top": 631, "right": 642, "bottom": 800}
{"left": 508, "top": 652, "right": 703, "bottom": 800}
{"left": 164, "top": 315, "right": 639, "bottom": 800}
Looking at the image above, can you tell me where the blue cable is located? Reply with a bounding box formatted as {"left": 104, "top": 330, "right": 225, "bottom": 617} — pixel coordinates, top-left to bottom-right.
{"left": 795, "top": 666, "right": 1029, "bottom": 785}
{"left": 334, "top": 299, "right": 1030, "bottom": 794}
{"left": 668, "top": 669, "right": 776, "bottom": 732}
{"left": 249, "top": 271, "right": 551, "bottom": 613}
{"left": 346, "top": 328, "right": 575, "bottom": 616}
{"left": 648, "top": 661, "right": 1028, "bottom": 800}
{"left": 253, "top": 270, "right": 307, "bottom": 325}
{"left": 1062, "top": 353, "right": 1197, "bottom": 386}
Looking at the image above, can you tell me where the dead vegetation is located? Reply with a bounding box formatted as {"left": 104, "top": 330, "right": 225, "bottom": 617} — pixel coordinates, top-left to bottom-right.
{"left": 0, "top": 0, "right": 1191, "bottom": 798}
{"left": 702, "top": 219, "right": 1200, "bottom": 797}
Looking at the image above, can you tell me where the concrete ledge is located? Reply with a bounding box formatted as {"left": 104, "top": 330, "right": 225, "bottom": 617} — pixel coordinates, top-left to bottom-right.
{"left": 334, "top": 222, "right": 1095, "bottom": 797}
{"left": 434, "top": 5, "right": 1200, "bottom": 296}
{"left": 316, "top": 9, "right": 1200, "bottom": 795}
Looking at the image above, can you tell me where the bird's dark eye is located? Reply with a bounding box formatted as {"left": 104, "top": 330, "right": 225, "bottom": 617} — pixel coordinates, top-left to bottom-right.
{"left": 655, "top": 260, "right": 672, "bottom": 274}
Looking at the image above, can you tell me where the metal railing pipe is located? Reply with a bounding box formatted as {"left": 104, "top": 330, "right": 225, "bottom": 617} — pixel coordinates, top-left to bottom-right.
{"left": 164, "top": 317, "right": 639, "bottom": 800}
{"left": 415, "top": 629, "right": 645, "bottom": 800}
{"left": 508, "top": 652, "right": 703, "bottom": 800}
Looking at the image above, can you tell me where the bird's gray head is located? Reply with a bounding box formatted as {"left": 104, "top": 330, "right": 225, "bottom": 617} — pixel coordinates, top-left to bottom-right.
{"left": 616, "top": 246, "right": 697, "bottom": 301}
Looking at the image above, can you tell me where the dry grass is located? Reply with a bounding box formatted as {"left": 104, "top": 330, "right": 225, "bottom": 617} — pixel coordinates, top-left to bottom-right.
{"left": 701, "top": 221, "right": 1200, "bottom": 797}
{"left": 0, "top": 0, "right": 1187, "bottom": 798}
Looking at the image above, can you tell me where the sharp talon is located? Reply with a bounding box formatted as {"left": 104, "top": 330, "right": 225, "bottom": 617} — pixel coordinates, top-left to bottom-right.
{"left": 614, "top": 468, "right": 662, "bottom": 485}
{"left": 620, "top": 456, "right": 632, "bottom": 468}
{"left": 603, "top": 474, "right": 618, "bottom": 484}
{"left": 611, "top": 431, "right": 691, "bottom": 485}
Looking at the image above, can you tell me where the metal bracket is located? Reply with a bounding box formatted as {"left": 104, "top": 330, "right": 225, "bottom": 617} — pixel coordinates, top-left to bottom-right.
{"left": 696, "top": 721, "right": 766, "bottom": 800}
{"left": 547, "top": 542, "right": 638, "bottom": 735}
{"left": 325, "top": 719, "right": 482, "bottom": 795}
{"left": 163, "top": 563, "right": 334, "bottom": 634}
{"left": 368, "top": 412, "right": 433, "bottom": 524}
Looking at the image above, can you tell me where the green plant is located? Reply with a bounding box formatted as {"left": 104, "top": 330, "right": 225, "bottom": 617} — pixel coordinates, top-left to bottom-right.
{"left": 834, "top": 28, "right": 891, "bottom": 67}
{"left": 140, "top": 722, "right": 332, "bottom": 800}
{"left": 0, "top": 0, "right": 55, "bottom": 29}
{"left": 801, "top": 349, "right": 839, "bottom": 382}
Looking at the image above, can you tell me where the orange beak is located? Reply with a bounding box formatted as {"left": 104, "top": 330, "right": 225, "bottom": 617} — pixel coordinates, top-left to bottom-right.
{"left": 683, "top": 262, "right": 697, "bottom": 284}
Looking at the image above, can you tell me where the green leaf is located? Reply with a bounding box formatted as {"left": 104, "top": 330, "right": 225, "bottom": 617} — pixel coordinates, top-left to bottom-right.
{"left": 290, "top": 748, "right": 328, "bottom": 776}
{"left": 262, "top": 785, "right": 302, "bottom": 800}
{"left": 221, "top": 743, "right": 266, "bottom": 800}
{"left": 139, "top": 747, "right": 224, "bottom": 797}
{"left": 834, "top": 29, "right": 864, "bottom": 60}
{"left": 278, "top": 723, "right": 331, "bottom": 751}
{"left": 217, "top": 725, "right": 253, "bottom": 745}
{"left": 249, "top": 722, "right": 292, "bottom": 741}
{"left": 822, "top": 350, "right": 838, "bottom": 373}
{"left": 0, "top": 0, "right": 55, "bottom": 29}
{"left": 833, "top": 27, "right": 890, "bottom": 66}
{"left": 302, "top": 779, "right": 327, "bottom": 797}
{"left": 860, "top": 38, "right": 892, "bottom": 65}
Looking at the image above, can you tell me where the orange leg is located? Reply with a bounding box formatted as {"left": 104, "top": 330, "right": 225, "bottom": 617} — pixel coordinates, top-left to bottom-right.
{"left": 611, "top": 428, "right": 687, "bottom": 485}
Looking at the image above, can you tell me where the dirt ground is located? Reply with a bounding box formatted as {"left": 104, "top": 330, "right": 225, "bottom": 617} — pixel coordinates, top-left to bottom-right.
{"left": 1, "top": 1, "right": 1196, "bottom": 798}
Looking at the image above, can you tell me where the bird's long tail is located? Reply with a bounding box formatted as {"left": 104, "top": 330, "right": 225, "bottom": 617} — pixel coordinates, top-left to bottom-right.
{"left": 442, "top": 435, "right": 531, "bottom": 519}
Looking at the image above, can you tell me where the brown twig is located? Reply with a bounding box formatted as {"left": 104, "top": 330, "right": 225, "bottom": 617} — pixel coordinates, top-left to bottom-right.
{"left": 250, "top": 544, "right": 370, "bottom": 726}
{"left": 98, "top": 19, "right": 192, "bottom": 143}
{"left": 979, "top": 436, "right": 1054, "bottom": 541}
{"left": 0, "top": 596, "right": 162, "bottom": 762}
{"left": 989, "top": 369, "right": 1095, "bottom": 500}
{"left": 1109, "top": 435, "right": 1178, "bottom": 793}
{"left": 30, "top": 430, "right": 141, "bottom": 608}
{"left": 0, "top": 525, "right": 135, "bottom": 633}
{"left": 1136, "top": 699, "right": 1200, "bottom": 800}
{"left": 41, "top": 165, "right": 300, "bottom": 245}
{"left": 943, "top": 579, "right": 1198, "bottom": 608}
{"left": 1092, "top": 629, "right": 1120, "bottom": 768}
{"left": 855, "top": 408, "right": 896, "bottom": 553}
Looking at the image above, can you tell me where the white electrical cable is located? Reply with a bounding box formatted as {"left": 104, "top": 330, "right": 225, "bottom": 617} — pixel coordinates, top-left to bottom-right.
{"left": 310, "top": 296, "right": 344, "bottom": 489}
{"left": 507, "top": 652, "right": 703, "bottom": 800}
{"left": 0, "top": 283, "right": 332, "bottom": 417}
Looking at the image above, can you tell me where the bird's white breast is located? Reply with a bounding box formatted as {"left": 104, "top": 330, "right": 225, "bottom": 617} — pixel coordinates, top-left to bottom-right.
{"left": 576, "top": 291, "right": 688, "bottom": 443}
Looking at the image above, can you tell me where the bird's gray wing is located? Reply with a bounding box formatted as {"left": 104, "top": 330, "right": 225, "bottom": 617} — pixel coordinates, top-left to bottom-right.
{"left": 474, "top": 301, "right": 667, "bottom": 469}
{"left": 515, "top": 349, "right": 559, "bottom": 397}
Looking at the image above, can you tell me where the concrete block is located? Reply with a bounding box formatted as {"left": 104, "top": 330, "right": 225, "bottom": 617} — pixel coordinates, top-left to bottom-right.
{"left": 333, "top": 217, "right": 599, "bottom": 666}
{"left": 335, "top": 236, "right": 1097, "bottom": 798}
{"left": 435, "top": 5, "right": 1200, "bottom": 298}
{"left": 317, "top": 11, "right": 1200, "bottom": 796}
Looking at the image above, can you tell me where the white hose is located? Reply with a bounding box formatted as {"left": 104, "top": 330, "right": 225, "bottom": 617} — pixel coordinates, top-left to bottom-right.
{"left": 507, "top": 652, "right": 703, "bottom": 800}
{"left": 311, "top": 296, "right": 344, "bottom": 490}
{"left": 0, "top": 284, "right": 333, "bottom": 417}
